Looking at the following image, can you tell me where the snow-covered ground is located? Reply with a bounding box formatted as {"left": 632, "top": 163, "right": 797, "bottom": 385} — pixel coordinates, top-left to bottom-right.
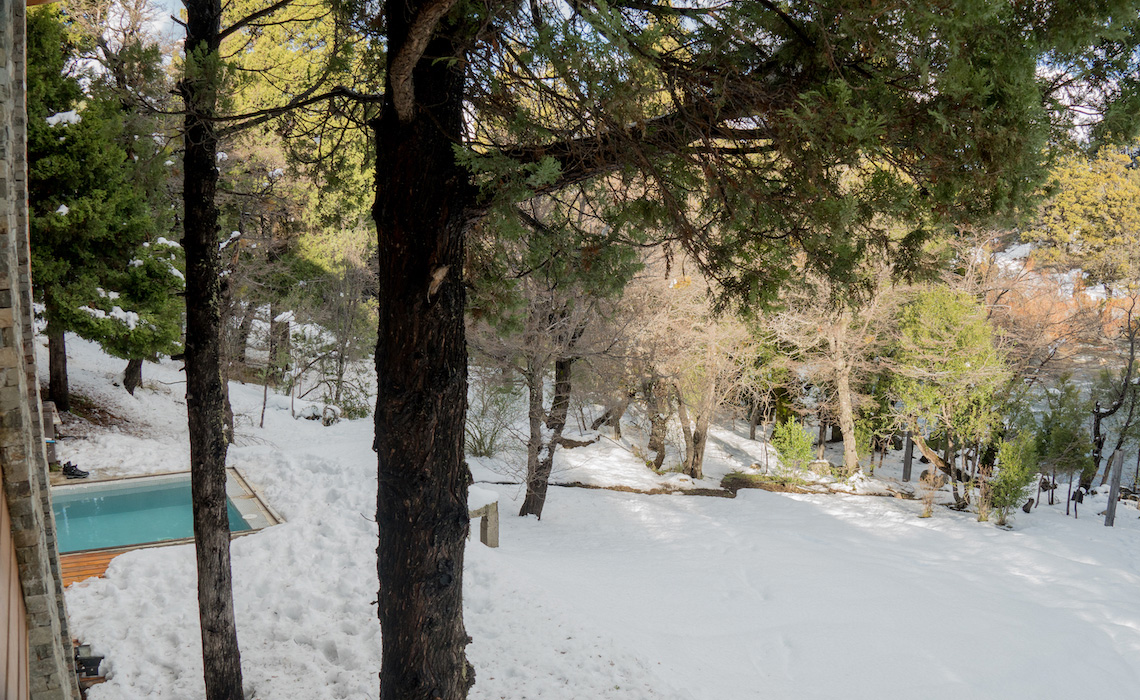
{"left": 49, "top": 336, "right": 1140, "bottom": 700}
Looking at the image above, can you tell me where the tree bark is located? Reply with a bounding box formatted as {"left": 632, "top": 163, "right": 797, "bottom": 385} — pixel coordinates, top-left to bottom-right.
{"left": 675, "top": 382, "right": 695, "bottom": 473}
{"left": 268, "top": 303, "right": 290, "bottom": 382}
{"left": 180, "top": 1, "right": 244, "bottom": 697}
{"left": 645, "top": 378, "right": 669, "bottom": 470}
{"left": 47, "top": 322, "right": 69, "bottom": 412}
{"left": 234, "top": 302, "right": 255, "bottom": 367}
{"left": 373, "top": 6, "right": 475, "bottom": 695}
{"left": 689, "top": 410, "right": 709, "bottom": 480}
{"left": 835, "top": 363, "right": 859, "bottom": 474}
{"left": 522, "top": 361, "right": 545, "bottom": 512}
{"left": 520, "top": 354, "right": 575, "bottom": 518}
{"left": 902, "top": 431, "right": 914, "bottom": 482}
{"left": 123, "top": 357, "right": 143, "bottom": 395}
{"left": 748, "top": 396, "right": 760, "bottom": 441}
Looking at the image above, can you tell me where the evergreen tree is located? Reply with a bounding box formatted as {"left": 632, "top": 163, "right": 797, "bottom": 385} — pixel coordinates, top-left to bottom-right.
{"left": 364, "top": 2, "right": 1140, "bottom": 695}
{"left": 27, "top": 5, "right": 178, "bottom": 409}
{"left": 1039, "top": 373, "right": 1096, "bottom": 502}
{"left": 1025, "top": 148, "right": 1140, "bottom": 297}
{"left": 891, "top": 286, "right": 1010, "bottom": 485}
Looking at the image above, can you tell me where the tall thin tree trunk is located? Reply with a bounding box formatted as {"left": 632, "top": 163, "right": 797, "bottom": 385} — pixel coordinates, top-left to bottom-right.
{"left": 520, "top": 354, "right": 575, "bottom": 518}
{"left": 686, "top": 365, "right": 718, "bottom": 480}
{"left": 902, "top": 431, "right": 914, "bottom": 482}
{"left": 645, "top": 378, "right": 668, "bottom": 470}
{"left": 835, "top": 363, "right": 859, "bottom": 474}
{"left": 373, "top": 10, "right": 475, "bottom": 695}
{"left": 690, "top": 411, "right": 709, "bottom": 480}
{"left": 674, "top": 383, "right": 695, "bottom": 473}
{"left": 123, "top": 357, "right": 143, "bottom": 395}
{"left": 522, "top": 362, "right": 544, "bottom": 510}
{"left": 234, "top": 302, "right": 255, "bottom": 367}
{"left": 180, "top": 1, "right": 243, "bottom": 697}
{"left": 47, "top": 322, "right": 69, "bottom": 412}
{"left": 748, "top": 396, "right": 760, "bottom": 440}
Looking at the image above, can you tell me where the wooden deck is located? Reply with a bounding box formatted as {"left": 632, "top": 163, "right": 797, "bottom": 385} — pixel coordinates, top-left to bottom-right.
{"left": 60, "top": 549, "right": 130, "bottom": 587}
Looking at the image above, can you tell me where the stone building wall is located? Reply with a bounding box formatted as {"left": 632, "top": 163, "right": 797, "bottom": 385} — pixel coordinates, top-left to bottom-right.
{"left": 0, "top": 1, "right": 80, "bottom": 697}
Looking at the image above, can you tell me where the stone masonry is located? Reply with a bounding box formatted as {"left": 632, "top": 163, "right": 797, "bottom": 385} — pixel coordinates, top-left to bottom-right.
{"left": 0, "top": 0, "right": 80, "bottom": 697}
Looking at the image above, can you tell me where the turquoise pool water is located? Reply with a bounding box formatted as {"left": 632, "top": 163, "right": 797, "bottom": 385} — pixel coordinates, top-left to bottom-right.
{"left": 53, "top": 475, "right": 252, "bottom": 553}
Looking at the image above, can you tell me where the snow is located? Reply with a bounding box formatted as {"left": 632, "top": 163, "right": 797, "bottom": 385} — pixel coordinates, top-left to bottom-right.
{"left": 55, "top": 204, "right": 69, "bottom": 216}
{"left": 154, "top": 237, "right": 181, "bottom": 248}
{"left": 129, "top": 259, "right": 144, "bottom": 267}
{"left": 468, "top": 485, "right": 499, "bottom": 511}
{"left": 46, "top": 110, "right": 81, "bottom": 126}
{"left": 47, "top": 336, "right": 1140, "bottom": 700}
{"left": 108, "top": 306, "right": 139, "bottom": 331}
{"left": 273, "top": 310, "right": 295, "bottom": 324}
{"left": 76, "top": 306, "right": 106, "bottom": 321}
{"left": 220, "top": 231, "right": 242, "bottom": 251}
{"left": 216, "top": 152, "right": 229, "bottom": 162}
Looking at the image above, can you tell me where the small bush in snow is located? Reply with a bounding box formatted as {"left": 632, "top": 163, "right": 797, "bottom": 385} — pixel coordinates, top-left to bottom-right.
{"left": 991, "top": 433, "right": 1038, "bottom": 527}
{"left": 771, "top": 419, "right": 814, "bottom": 474}
{"left": 466, "top": 376, "right": 519, "bottom": 457}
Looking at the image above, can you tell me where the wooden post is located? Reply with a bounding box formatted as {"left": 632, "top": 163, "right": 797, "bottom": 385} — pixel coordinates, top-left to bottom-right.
{"left": 467, "top": 502, "right": 499, "bottom": 548}
{"left": 902, "top": 431, "right": 914, "bottom": 482}
{"left": 480, "top": 502, "right": 499, "bottom": 548}
{"left": 1104, "top": 450, "right": 1125, "bottom": 527}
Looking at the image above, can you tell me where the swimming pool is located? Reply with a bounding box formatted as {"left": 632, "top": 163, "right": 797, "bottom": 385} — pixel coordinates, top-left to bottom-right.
{"left": 52, "top": 470, "right": 276, "bottom": 554}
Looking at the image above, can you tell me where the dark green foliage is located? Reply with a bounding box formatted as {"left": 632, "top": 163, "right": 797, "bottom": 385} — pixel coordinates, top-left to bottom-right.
{"left": 992, "top": 432, "right": 1039, "bottom": 526}
{"left": 459, "top": 1, "right": 1140, "bottom": 314}
{"left": 1039, "top": 374, "right": 1095, "bottom": 482}
{"left": 27, "top": 7, "right": 183, "bottom": 363}
{"left": 891, "top": 287, "right": 1008, "bottom": 447}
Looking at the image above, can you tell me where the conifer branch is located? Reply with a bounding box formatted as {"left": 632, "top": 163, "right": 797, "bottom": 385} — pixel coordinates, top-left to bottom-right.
{"left": 218, "top": 0, "right": 297, "bottom": 43}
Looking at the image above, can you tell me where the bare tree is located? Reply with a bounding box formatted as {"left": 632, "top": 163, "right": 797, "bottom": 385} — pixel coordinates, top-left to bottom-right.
{"left": 770, "top": 264, "right": 899, "bottom": 474}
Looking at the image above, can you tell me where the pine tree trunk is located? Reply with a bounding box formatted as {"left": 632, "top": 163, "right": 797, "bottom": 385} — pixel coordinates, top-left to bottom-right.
{"left": 373, "top": 8, "right": 475, "bottom": 695}
{"left": 123, "top": 358, "right": 143, "bottom": 395}
{"left": 180, "top": 1, "right": 244, "bottom": 697}
{"left": 835, "top": 363, "right": 859, "bottom": 474}
{"left": 47, "top": 323, "right": 69, "bottom": 412}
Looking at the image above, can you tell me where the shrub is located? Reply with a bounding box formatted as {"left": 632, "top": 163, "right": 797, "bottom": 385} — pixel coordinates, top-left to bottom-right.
{"left": 991, "top": 432, "right": 1039, "bottom": 526}
{"left": 465, "top": 375, "right": 519, "bottom": 457}
{"left": 770, "top": 419, "right": 815, "bottom": 474}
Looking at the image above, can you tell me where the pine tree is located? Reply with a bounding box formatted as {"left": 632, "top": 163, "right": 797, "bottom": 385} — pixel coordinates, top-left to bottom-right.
{"left": 27, "top": 5, "right": 175, "bottom": 410}
{"left": 367, "top": 2, "right": 1140, "bottom": 696}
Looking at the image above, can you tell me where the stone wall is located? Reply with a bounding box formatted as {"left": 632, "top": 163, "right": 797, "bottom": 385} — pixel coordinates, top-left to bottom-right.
{"left": 0, "top": 1, "right": 80, "bottom": 698}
